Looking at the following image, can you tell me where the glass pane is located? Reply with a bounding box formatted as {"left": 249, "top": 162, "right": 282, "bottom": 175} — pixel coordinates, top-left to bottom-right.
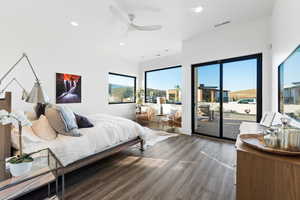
{"left": 280, "top": 47, "right": 300, "bottom": 122}
{"left": 194, "top": 64, "right": 220, "bottom": 137}
{"left": 146, "top": 67, "right": 182, "bottom": 104}
{"left": 223, "top": 59, "right": 257, "bottom": 139}
{"left": 109, "top": 74, "right": 135, "bottom": 103}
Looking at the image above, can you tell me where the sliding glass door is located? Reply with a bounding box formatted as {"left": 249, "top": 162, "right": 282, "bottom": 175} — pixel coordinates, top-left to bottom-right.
{"left": 193, "top": 63, "right": 221, "bottom": 137}
{"left": 192, "top": 54, "right": 262, "bottom": 140}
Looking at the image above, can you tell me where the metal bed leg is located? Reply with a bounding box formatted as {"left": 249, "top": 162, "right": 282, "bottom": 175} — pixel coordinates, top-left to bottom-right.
{"left": 56, "top": 177, "right": 58, "bottom": 197}
{"left": 48, "top": 183, "right": 51, "bottom": 197}
{"left": 62, "top": 173, "right": 65, "bottom": 200}
{"left": 140, "top": 140, "right": 145, "bottom": 152}
{"left": 55, "top": 164, "right": 58, "bottom": 198}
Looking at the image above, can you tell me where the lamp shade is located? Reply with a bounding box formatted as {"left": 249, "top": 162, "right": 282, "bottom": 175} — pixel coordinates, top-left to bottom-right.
{"left": 25, "top": 82, "right": 49, "bottom": 104}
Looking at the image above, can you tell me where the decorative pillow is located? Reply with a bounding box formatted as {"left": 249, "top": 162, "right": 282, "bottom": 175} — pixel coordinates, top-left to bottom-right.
{"left": 24, "top": 111, "right": 38, "bottom": 121}
{"left": 34, "top": 103, "right": 48, "bottom": 118}
{"left": 11, "top": 126, "right": 43, "bottom": 150}
{"left": 141, "top": 106, "right": 148, "bottom": 113}
{"left": 31, "top": 115, "right": 57, "bottom": 140}
{"left": 74, "top": 113, "right": 94, "bottom": 128}
{"left": 45, "top": 107, "right": 81, "bottom": 137}
{"left": 57, "top": 106, "right": 78, "bottom": 131}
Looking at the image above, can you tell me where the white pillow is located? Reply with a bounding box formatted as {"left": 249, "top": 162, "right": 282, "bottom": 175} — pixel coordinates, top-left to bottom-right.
{"left": 141, "top": 106, "right": 148, "bottom": 113}
{"left": 32, "top": 115, "right": 57, "bottom": 141}
{"left": 11, "top": 125, "right": 43, "bottom": 150}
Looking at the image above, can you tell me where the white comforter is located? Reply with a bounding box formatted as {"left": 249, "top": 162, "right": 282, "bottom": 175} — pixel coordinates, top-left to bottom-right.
{"left": 23, "top": 114, "right": 146, "bottom": 166}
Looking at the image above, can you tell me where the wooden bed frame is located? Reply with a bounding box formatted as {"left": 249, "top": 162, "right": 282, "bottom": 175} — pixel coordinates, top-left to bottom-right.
{"left": 0, "top": 92, "right": 144, "bottom": 179}
{"left": 0, "top": 92, "right": 12, "bottom": 181}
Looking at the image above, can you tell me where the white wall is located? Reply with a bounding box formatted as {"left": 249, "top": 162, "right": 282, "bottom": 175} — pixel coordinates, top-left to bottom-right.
{"left": 140, "top": 17, "right": 272, "bottom": 134}
{"left": 0, "top": 26, "right": 139, "bottom": 119}
{"left": 271, "top": 0, "right": 300, "bottom": 111}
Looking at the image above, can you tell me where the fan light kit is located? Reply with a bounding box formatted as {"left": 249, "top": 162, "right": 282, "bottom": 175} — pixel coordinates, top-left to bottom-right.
{"left": 110, "top": 5, "right": 162, "bottom": 32}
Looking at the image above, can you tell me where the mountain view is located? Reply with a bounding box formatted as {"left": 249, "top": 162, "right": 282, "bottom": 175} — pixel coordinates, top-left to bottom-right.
{"left": 109, "top": 84, "right": 134, "bottom": 103}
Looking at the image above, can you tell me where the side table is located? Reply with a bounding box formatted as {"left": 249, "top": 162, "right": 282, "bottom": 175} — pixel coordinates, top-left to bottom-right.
{"left": 0, "top": 148, "right": 65, "bottom": 200}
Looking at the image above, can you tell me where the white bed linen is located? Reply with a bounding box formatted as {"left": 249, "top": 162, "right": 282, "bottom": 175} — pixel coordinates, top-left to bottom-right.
{"left": 23, "top": 114, "right": 145, "bottom": 166}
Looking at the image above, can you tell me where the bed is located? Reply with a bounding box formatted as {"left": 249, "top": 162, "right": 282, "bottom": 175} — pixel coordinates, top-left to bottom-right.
{"left": 0, "top": 92, "right": 145, "bottom": 178}
{"left": 18, "top": 114, "right": 145, "bottom": 172}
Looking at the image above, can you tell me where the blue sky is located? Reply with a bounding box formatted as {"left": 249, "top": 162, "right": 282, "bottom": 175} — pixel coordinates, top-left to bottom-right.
{"left": 146, "top": 59, "right": 258, "bottom": 92}
{"left": 109, "top": 74, "right": 134, "bottom": 86}
{"left": 147, "top": 67, "right": 182, "bottom": 90}
{"left": 283, "top": 49, "right": 300, "bottom": 86}
{"left": 198, "top": 59, "right": 257, "bottom": 92}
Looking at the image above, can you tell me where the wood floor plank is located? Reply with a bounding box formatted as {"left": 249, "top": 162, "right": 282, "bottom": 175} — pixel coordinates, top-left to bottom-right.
{"left": 20, "top": 135, "right": 236, "bottom": 200}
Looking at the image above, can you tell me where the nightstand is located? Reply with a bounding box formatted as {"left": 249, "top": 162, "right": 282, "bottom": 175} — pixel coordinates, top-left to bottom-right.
{"left": 0, "top": 148, "right": 64, "bottom": 200}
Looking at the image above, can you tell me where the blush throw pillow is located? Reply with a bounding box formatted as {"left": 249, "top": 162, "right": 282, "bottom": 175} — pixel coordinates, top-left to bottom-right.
{"left": 74, "top": 113, "right": 94, "bottom": 128}
{"left": 32, "top": 115, "right": 57, "bottom": 140}
{"left": 11, "top": 126, "right": 43, "bottom": 150}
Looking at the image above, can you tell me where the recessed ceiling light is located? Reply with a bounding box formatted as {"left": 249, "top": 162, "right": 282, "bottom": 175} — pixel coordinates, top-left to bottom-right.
{"left": 120, "top": 42, "right": 125, "bottom": 46}
{"left": 70, "top": 21, "right": 79, "bottom": 27}
{"left": 193, "top": 6, "right": 203, "bottom": 13}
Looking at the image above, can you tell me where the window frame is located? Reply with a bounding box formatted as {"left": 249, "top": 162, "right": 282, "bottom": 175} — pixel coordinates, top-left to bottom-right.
{"left": 191, "top": 53, "right": 263, "bottom": 141}
{"left": 144, "top": 65, "right": 182, "bottom": 105}
{"left": 278, "top": 44, "right": 300, "bottom": 113}
{"left": 108, "top": 72, "right": 136, "bottom": 104}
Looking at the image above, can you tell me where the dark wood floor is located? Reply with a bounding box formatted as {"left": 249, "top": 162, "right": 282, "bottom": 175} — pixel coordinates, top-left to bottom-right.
{"left": 22, "top": 135, "right": 236, "bottom": 200}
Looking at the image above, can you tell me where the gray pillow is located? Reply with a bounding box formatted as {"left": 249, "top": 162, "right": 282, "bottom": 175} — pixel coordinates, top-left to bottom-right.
{"left": 57, "top": 105, "right": 78, "bottom": 131}
{"left": 45, "top": 107, "right": 81, "bottom": 137}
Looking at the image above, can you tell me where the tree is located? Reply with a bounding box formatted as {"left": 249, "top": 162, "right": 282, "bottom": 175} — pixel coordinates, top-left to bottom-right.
{"left": 174, "top": 85, "right": 181, "bottom": 102}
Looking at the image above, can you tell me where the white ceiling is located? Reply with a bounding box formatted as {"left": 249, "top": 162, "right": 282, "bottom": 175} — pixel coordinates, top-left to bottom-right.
{"left": 0, "top": 0, "right": 275, "bottom": 62}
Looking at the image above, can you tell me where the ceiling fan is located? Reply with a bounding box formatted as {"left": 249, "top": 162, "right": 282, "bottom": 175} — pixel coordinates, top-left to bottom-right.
{"left": 110, "top": 4, "right": 162, "bottom": 32}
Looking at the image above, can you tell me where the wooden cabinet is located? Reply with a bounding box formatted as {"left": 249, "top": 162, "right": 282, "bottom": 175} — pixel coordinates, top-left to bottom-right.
{"left": 236, "top": 135, "right": 300, "bottom": 200}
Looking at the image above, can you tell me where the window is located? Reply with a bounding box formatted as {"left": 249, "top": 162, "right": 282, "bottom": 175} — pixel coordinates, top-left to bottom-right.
{"left": 108, "top": 73, "right": 136, "bottom": 104}
{"left": 279, "top": 45, "right": 300, "bottom": 122}
{"left": 145, "top": 66, "right": 182, "bottom": 104}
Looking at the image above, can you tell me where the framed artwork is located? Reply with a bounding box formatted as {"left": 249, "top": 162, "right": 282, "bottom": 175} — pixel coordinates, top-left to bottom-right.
{"left": 56, "top": 73, "right": 81, "bottom": 104}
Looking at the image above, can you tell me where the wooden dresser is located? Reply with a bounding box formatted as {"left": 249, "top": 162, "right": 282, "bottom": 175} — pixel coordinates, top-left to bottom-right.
{"left": 236, "top": 135, "right": 300, "bottom": 200}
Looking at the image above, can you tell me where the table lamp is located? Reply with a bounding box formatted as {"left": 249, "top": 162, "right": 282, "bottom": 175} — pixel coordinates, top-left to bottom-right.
{"left": 0, "top": 78, "right": 29, "bottom": 101}
{"left": 0, "top": 53, "right": 49, "bottom": 104}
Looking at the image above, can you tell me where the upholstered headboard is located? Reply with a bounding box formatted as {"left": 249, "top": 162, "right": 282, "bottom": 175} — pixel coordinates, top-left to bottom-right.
{"left": 0, "top": 92, "right": 11, "bottom": 180}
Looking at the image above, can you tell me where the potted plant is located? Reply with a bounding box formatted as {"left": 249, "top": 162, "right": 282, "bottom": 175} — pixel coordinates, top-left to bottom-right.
{"left": 7, "top": 153, "right": 34, "bottom": 177}
{"left": 0, "top": 109, "right": 33, "bottom": 177}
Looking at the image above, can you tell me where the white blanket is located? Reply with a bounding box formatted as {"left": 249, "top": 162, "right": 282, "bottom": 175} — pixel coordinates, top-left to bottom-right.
{"left": 23, "top": 114, "right": 174, "bottom": 166}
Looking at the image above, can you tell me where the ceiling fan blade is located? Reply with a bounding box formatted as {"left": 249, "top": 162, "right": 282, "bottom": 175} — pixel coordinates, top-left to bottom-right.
{"left": 109, "top": 5, "right": 129, "bottom": 25}
{"left": 130, "top": 24, "right": 162, "bottom": 31}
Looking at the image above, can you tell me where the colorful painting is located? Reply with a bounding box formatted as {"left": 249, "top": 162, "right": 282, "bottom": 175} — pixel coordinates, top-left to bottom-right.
{"left": 56, "top": 73, "right": 81, "bottom": 104}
